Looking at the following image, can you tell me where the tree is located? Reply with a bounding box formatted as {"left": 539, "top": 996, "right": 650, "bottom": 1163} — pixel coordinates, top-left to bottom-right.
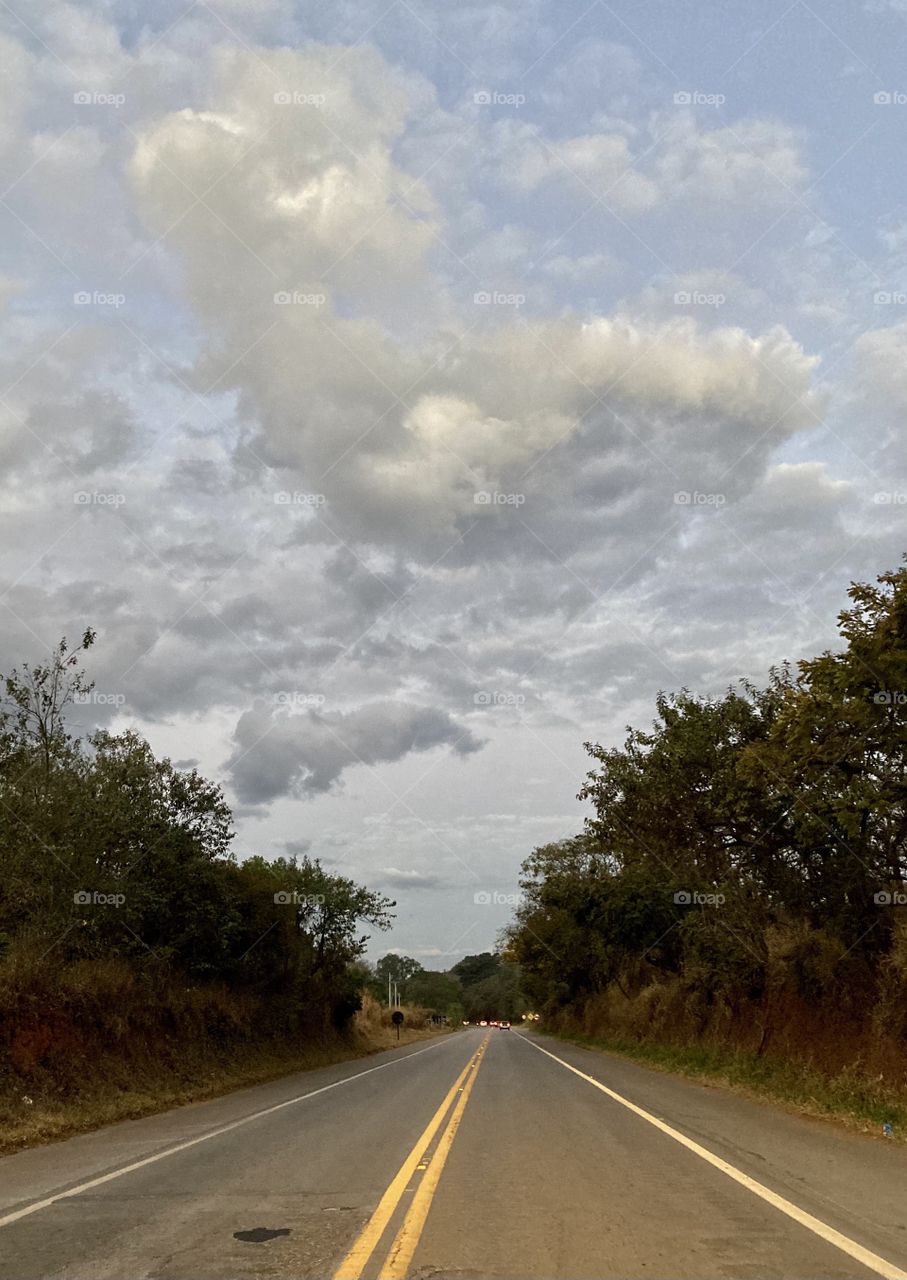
{"left": 460, "top": 962, "right": 525, "bottom": 1021}
{"left": 408, "top": 969, "right": 461, "bottom": 1013}
{"left": 374, "top": 953, "right": 424, "bottom": 1002}
{"left": 1, "top": 628, "right": 95, "bottom": 782}
{"left": 0, "top": 629, "right": 98, "bottom": 935}
{"left": 578, "top": 681, "right": 789, "bottom": 894}
{"left": 741, "top": 562, "right": 907, "bottom": 950}
{"left": 450, "top": 952, "right": 500, "bottom": 988}
{"left": 0, "top": 631, "right": 396, "bottom": 1036}
{"left": 506, "top": 561, "right": 907, "bottom": 1032}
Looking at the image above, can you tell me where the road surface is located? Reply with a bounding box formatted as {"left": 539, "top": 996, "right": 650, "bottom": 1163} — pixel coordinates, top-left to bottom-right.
{"left": 1, "top": 1027, "right": 906, "bottom": 1279}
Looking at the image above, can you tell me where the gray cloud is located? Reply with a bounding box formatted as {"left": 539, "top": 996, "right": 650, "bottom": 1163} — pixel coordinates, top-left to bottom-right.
{"left": 1, "top": 2, "right": 904, "bottom": 958}
{"left": 227, "top": 700, "right": 485, "bottom": 803}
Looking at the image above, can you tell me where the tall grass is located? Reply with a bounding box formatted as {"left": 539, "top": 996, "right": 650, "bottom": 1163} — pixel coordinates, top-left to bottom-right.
{"left": 0, "top": 953, "right": 445, "bottom": 1153}
{"left": 549, "top": 977, "right": 907, "bottom": 1136}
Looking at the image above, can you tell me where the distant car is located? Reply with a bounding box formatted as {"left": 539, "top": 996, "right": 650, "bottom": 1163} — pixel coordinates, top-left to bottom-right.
{"left": 479, "top": 1019, "right": 488, "bottom": 1026}
{"left": 499, "top": 1020, "right": 511, "bottom": 1029}
{"left": 462, "top": 1019, "right": 470, "bottom": 1025}
{"left": 490, "top": 1020, "right": 499, "bottom": 1026}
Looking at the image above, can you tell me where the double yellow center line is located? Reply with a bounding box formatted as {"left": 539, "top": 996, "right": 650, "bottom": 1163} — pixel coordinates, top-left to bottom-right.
{"left": 333, "top": 1035, "right": 488, "bottom": 1280}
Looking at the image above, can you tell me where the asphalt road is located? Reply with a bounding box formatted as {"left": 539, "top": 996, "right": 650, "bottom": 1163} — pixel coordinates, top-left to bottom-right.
{"left": 2, "top": 1027, "right": 907, "bottom": 1279}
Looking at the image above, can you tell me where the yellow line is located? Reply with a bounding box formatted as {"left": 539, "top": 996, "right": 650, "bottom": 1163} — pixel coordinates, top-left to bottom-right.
{"left": 521, "top": 1036, "right": 907, "bottom": 1280}
{"left": 332, "top": 1037, "right": 487, "bottom": 1280}
{"left": 379, "top": 1040, "right": 487, "bottom": 1279}
{"left": 0, "top": 1037, "right": 456, "bottom": 1232}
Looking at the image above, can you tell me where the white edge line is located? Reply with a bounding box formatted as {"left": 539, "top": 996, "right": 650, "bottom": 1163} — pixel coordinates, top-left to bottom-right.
{"left": 518, "top": 1034, "right": 907, "bottom": 1280}
{"left": 0, "top": 1037, "right": 455, "bottom": 1229}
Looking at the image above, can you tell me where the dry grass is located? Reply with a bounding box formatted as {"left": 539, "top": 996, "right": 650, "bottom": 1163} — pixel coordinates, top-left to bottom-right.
{"left": 0, "top": 968, "right": 450, "bottom": 1155}
{"left": 551, "top": 1029, "right": 907, "bottom": 1139}
{"left": 352, "top": 991, "right": 435, "bottom": 1046}
{"left": 548, "top": 979, "right": 907, "bottom": 1139}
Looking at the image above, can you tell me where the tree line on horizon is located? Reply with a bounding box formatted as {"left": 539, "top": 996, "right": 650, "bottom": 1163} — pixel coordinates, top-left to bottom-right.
{"left": 355, "top": 950, "right": 527, "bottom": 1024}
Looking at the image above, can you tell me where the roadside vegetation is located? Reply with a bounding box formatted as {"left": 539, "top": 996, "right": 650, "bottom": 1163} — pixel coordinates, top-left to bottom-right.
{"left": 358, "top": 950, "right": 527, "bottom": 1025}
{"left": 0, "top": 631, "right": 425, "bottom": 1151}
{"left": 506, "top": 560, "right": 907, "bottom": 1133}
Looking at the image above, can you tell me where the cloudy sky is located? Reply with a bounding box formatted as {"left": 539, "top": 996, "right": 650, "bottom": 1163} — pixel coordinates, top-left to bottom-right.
{"left": 2, "top": 0, "right": 906, "bottom": 964}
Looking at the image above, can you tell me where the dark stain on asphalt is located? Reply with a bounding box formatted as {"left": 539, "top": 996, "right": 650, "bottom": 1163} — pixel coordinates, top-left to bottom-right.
{"left": 233, "top": 1227, "right": 292, "bottom": 1244}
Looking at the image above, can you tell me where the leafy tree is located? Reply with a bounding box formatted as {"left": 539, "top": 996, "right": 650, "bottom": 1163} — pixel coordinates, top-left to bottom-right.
{"left": 1, "top": 628, "right": 95, "bottom": 782}
{"left": 507, "top": 561, "right": 907, "bottom": 1036}
{"left": 450, "top": 952, "right": 500, "bottom": 988}
{"left": 374, "top": 953, "right": 424, "bottom": 1002}
{"left": 741, "top": 564, "right": 907, "bottom": 949}
{"left": 0, "top": 631, "right": 396, "bottom": 1037}
{"left": 461, "top": 962, "right": 525, "bottom": 1021}
{"left": 579, "top": 681, "right": 789, "bottom": 894}
{"left": 408, "top": 969, "right": 461, "bottom": 1013}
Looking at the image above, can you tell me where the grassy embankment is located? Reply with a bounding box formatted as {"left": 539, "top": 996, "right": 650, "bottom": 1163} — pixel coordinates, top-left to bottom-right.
{"left": 0, "top": 963, "right": 448, "bottom": 1155}
{"left": 544, "top": 984, "right": 907, "bottom": 1138}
